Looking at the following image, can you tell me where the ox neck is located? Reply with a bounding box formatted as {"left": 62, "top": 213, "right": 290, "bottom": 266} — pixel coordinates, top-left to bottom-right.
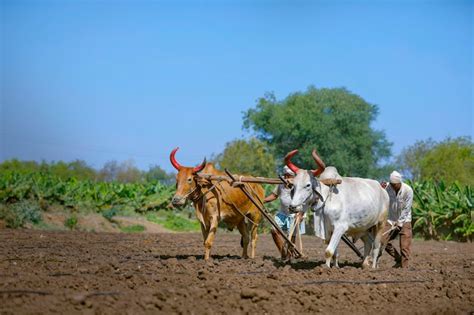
{"left": 311, "top": 179, "right": 332, "bottom": 208}
{"left": 189, "top": 181, "right": 217, "bottom": 203}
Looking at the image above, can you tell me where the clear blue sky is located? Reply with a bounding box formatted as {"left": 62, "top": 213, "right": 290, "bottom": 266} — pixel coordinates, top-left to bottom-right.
{"left": 1, "top": 0, "right": 472, "bottom": 172}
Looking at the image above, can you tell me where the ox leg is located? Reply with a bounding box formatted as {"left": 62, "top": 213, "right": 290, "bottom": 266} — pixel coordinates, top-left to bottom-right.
{"left": 237, "top": 220, "right": 250, "bottom": 259}
{"left": 204, "top": 215, "right": 219, "bottom": 260}
{"left": 332, "top": 248, "right": 339, "bottom": 268}
{"left": 325, "top": 226, "right": 347, "bottom": 268}
{"left": 371, "top": 222, "right": 385, "bottom": 268}
{"left": 248, "top": 222, "right": 259, "bottom": 259}
{"left": 200, "top": 222, "right": 209, "bottom": 243}
{"left": 360, "top": 235, "right": 372, "bottom": 268}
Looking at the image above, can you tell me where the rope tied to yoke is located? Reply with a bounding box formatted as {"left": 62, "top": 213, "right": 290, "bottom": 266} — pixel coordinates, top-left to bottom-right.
{"left": 188, "top": 175, "right": 260, "bottom": 227}
{"left": 214, "top": 181, "right": 259, "bottom": 226}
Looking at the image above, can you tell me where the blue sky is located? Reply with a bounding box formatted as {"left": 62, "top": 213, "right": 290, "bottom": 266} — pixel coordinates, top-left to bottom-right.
{"left": 1, "top": 0, "right": 472, "bottom": 172}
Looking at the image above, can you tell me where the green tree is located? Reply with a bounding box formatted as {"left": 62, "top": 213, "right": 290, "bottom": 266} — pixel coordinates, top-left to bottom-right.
{"left": 243, "top": 86, "right": 391, "bottom": 177}
{"left": 116, "top": 160, "right": 142, "bottom": 183}
{"left": 98, "top": 160, "right": 120, "bottom": 182}
{"left": 396, "top": 139, "right": 436, "bottom": 180}
{"left": 98, "top": 160, "right": 143, "bottom": 183}
{"left": 214, "top": 138, "right": 276, "bottom": 177}
{"left": 49, "top": 160, "right": 97, "bottom": 180}
{"left": 398, "top": 137, "right": 473, "bottom": 185}
{"left": 144, "top": 165, "right": 174, "bottom": 184}
{"left": 0, "top": 159, "right": 41, "bottom": 173}
{"left": 0, "top": 159, "right": 97, "bottom": 180}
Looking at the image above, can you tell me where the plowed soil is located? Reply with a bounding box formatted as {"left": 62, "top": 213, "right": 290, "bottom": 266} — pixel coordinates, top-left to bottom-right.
{"left": 1, "top": 230, "right": 473, "bottom": 314}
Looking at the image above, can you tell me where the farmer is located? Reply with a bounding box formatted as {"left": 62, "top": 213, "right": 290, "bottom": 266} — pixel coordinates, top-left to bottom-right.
{"left": 264, "top": 166, "right": 305, "bottom": 257}
{"left": 382, "top": 170, "right": 414, "bottom": 268}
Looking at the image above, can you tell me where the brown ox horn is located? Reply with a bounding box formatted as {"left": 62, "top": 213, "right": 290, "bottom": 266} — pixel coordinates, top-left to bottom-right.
{"left": 311, "top": 149, "right": 326, "bottom": 176}
{"left": 284, "top": 150, "right": 300, "bottom": 174}
{"left": 170, "top": 147, "right": 206, "bottom": 173}
{"left": 170, "top": 147, "right": 182, "bottom": 170}
{"left": 192, "top": 158, "right": 206, "bottom": 173}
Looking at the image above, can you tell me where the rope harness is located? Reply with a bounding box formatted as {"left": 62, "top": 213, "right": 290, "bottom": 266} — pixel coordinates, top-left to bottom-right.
{"left": 215, "top": 181, "right": 259, "bottom": 226}
{"left": 311, "top": 183, "right": 334, "bottom": 213}
{"left": 184, "top": 176, "right": 260, "bottom": 227}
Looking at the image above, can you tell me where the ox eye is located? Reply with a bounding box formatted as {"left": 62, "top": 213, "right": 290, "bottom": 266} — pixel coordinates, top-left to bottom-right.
{"left": 305, "top": 184, "right": 311, "bottom": 188}
{"left": 187, "top": 178, "right": 193, "bottom": 183}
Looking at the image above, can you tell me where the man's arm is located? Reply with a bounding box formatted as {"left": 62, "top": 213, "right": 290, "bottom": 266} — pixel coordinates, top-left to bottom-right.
{"left": 397, "top": 188, "right": 413, "bottom": 225}
{"left": 264, "top": 193, "right": 278, "bottom": 203}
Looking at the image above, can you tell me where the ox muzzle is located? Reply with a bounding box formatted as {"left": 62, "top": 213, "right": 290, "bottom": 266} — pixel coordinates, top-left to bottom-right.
{"left": 171, "top": 195, "right": 187, "bottom": 207}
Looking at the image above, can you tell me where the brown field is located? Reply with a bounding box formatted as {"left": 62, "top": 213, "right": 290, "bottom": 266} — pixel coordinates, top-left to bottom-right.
{"left": 0, "top": 230, "right": 473, "bottom": 314}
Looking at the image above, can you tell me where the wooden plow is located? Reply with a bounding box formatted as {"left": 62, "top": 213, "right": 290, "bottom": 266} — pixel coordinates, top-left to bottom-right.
{"left": 196, "top": 170, "right": 363, "bottom": 260}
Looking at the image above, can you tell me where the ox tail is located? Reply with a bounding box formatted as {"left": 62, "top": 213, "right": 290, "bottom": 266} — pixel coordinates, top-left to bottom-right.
{"left": 240, "top": 236, "right": 244, "bottom": 248}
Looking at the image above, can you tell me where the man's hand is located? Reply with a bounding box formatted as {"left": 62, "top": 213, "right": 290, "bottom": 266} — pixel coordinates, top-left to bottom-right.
{"left": 296, "top": 211, "right": 304, "bottom": 220}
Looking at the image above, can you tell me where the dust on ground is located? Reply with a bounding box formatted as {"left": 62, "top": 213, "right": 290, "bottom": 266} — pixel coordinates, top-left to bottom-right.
{"left": 0, "top": 230, "right": 472, "bottom": 314}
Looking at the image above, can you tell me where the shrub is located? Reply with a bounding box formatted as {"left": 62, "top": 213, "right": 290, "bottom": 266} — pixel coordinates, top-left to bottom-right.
{"left": 64, "top": 215, "right": 78, "bottom": 230}
{"left": 0, "top": 200, "right": 42, "bottom": 228}
{"left": 411, "top": 180, "right": 473, "bottom": 241}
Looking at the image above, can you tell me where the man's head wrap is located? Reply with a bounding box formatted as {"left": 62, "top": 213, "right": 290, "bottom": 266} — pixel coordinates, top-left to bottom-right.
{"left": 390, "top": 171, "right": 403, "bottom": 184}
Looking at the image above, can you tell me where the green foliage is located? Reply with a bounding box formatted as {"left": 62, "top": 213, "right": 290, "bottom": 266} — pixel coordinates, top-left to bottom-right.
{"left": 0, "top": 200, "right": 42, "bottom": 228}
{"left": 120, "top": 224, "right": 145, "bottom": 233}
{"left": 97, "top": 160, "right": 143, "bottom": 183}
{"left": 398, "top": 137, "right": 473, "bottom": 185}
{"left": 421, "top": 137, "right": 473, "bottom": 185}
{"left": 0, "top": 159, "right": 175, "bottom": 185}
{"left": 0, "top": 170, "right": 175, "bottom": 214}
{"left": 0, "top": 159, "right": 96, "bottom": 181}
{"left": 144, "top": 165, "right": 175, "bottom": 185}
{"left": 146, "top": 212, "right": 200, "bottom": 231}
{"left": 396, "top": 139, "right": 436, "bottom": 181}
{"left": 64, "top": 214, "right": 78, "bottom": 230}
{"left": 410, "top": 180, "right": 473, "bottom": 241}
{"left": 214, "top": 138, "right": 277, "bottom": 177}
{"left": 243, "top": 86, "right": 391, "bottom": 177}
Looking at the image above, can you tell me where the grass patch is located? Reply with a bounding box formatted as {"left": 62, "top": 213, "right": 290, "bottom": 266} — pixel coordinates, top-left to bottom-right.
{"left": 146, "top": 212, "right": 200, "bottom": 232}
{"left": 33, "top": 220, "right": 65, "bottom": 231}
{"left": 120, "top": 224, "right": 145, "bottom": 233}
{"left": 64, "top": 215, "right": 78, "bottom": 230}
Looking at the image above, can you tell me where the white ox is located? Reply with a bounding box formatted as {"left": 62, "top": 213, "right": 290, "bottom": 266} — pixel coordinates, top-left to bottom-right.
{"left": 285, "top": 149, "right": 389, "bottom": 268}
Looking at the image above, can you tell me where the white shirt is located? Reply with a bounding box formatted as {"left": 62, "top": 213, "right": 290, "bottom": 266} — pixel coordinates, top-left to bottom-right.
{"left": 386, "top": 182, "right": 413, "bottom": 224}
{"left": 272, "top": 184, "right": 293, "bottom": 215}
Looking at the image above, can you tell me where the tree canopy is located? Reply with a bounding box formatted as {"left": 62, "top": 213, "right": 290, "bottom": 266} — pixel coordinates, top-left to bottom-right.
{"left": 214, "top": 138, "right": 276, "bottom": 177}
{"left": 243, "top": 86, "right": 391, "bottom": 177}
{"left": 397, "top": 136, "right": 473, "bottom": 185}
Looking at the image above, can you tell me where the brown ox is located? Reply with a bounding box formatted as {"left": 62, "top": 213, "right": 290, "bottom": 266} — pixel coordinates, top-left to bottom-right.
{"left": 170, "top": 148, "right": 263, "bottom": 260}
